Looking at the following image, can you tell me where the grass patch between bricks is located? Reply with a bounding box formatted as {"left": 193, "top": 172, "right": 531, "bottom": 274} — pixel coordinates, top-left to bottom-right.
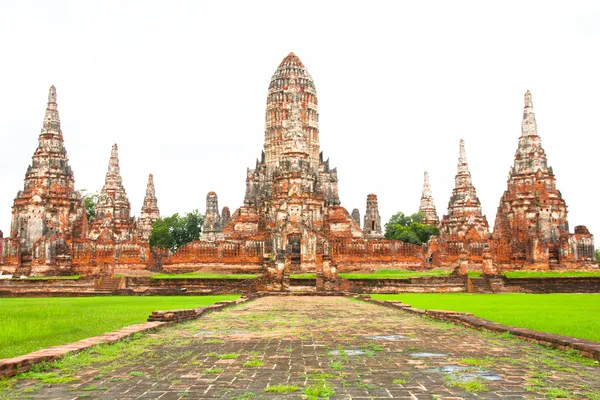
{"left": 264, "top": 384, "right": 300, "bottom": 393}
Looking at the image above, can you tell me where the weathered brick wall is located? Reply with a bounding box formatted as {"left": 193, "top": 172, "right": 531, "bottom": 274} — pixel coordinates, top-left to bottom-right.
{"left": 0, "top": 277, "right": 97, "bottom": 297}
{"left": 340, "top": 276, "right": 467, "bottom": 293}
{"left": 331, "top": 239, "right": 424, "bottom": 270}
{"left": 499, "top": 277, "right": 600, "bottom": 293}
{"left": 123, "top": 277, "right": 257, "bottom": 295}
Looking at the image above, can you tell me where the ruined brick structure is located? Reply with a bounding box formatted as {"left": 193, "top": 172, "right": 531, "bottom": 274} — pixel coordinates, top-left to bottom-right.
{"left": 363, "top": 194, "right": 383, "bottom": 239}
{"left": 419, "top": 171, "right": 439, "bottom": 226}
{"left": 169, "top": 52, "right": 424, "bottom": 279}
{"left": 221, "top": 207, "right": 231, "bottom": 227}
{"left": 351, "top": 209, "right": 361, "bottom": 228}
{"left": 201, "top": 192, "right": 224, "bottom": 241}
{"left": 491, "top": 91, "right": 595, "bottom": 267}
{"left": 88, "top": 144, "right": 137, "bottom": 242}
{"left": 137, "top": 174, "right": 160, "bottom": 240}
{"left": 2, "top": 60, "right": 596, "bottom": 279}
{"left": 437, "top": 139, "right": 490, "bottom": 266}
{"left": 1, "top": 87, "right": 87, "bottom": 275}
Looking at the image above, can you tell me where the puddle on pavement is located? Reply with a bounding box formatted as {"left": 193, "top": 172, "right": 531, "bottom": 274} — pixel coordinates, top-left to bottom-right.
{"left": 426, "top": 365, "right": 502, "bottom": 381}
{"left": 192, "top": 329, "right": 250, "bottom": 337}
{"left": 409, "top": 352, "right": 448, "bottom": 358}
{"left": 366, "top": 334, "right": 408, "bottom": 341}
{"left": 328, "top": 349, "right": 366, "bottom": 356}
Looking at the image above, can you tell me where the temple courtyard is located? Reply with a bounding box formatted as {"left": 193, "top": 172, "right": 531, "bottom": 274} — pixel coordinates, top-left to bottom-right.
{"left": 1, "top": 296, "right": 599, "bottom": 399}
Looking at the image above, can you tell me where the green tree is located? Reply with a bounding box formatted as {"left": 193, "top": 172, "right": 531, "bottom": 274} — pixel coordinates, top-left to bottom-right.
{"left": 80, "top": 190, "right": 99, "bottom": 221}
{"left": 384, "top": 211, "right": 439, "bottom": 245}
{"left": 149, "top": 210, "right": 204, "bottom": 253}
{"left": 596, "top": 249, "right": 600, "bottom": 263}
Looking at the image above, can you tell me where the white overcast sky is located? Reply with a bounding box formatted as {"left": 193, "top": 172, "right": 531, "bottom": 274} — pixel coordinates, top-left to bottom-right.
{"left": 1, "top": 1, "right": 599, "bottom": 240}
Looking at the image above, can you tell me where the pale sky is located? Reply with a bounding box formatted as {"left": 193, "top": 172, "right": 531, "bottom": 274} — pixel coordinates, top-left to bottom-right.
{"left": 1, "top": 1, "right": 599, "bottom": 240}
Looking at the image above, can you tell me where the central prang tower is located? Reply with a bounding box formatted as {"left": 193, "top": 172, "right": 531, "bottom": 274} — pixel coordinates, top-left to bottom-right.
{"left": 226, "top": 53, "right": 361, "bottom": 270}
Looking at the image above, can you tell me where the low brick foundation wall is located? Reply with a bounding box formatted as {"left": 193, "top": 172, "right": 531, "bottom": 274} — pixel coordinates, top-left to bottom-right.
{"left": 124, "top": 277, "right": 257, "bottom": 295}
{"left": 148, "top": 299, "right": 244, "bottom": 322}
{"left": 499, "top": 276, "right": 600, "bottom": 293}
{"left": 340, "top": 276, "right": 467, "bottom": 293}
{"left": 0, "top": 277, "right": 99, "bottom": 297}
{"left": 364, "top": 297, "right": 600, "bottom": 361}
{"left": 0, "top": 297, "right": 252, "bottom": 378}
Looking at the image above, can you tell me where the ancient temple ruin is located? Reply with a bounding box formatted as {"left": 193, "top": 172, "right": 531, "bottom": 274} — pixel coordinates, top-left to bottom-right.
{"left": 0, "top": 56, "right": 596, "bottom": 278}
{"left": 88, "top": 145, "right": 137, "bottom": 242}
{"left": 201, "top": 192, "right": 224, "bottom": 241}
{"left": 137, "top": 174, "right": 160, "bottom": 240}
{"left": 363, "top": 194, "right": 383, "bottom": 239}
{"left": 1, "top": 86, "right": 88, "bottom": 275}
{"left": 435, "top": 139, "right": 490, "bottom": 266}
{"left": 419, "top": 171, "right": 439, "bottom": 226}
{"left": 491, "top": 91, "right": 595, "bottom": 267}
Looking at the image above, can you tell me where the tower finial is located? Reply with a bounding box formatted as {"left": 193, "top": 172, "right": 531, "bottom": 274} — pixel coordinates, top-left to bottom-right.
{"left": 48, "top": 85, "right": 57, "bottom": 104}
{"left": 458, "top": 139, "right": 467, "bottom": 165}
{"left": 107, "top": 144, "right": 120, "bottom": 176}
{"left": 42, "top": 85, "right": 61, "bottom": 134}
{"left": 422, "top": 171, "right": 432, "bottom": 197}
{"left": 525, "top": 90, "right": 533, "bottom": 108}
{"left": 521, "top": 90, "right": 538, "bottom": 137}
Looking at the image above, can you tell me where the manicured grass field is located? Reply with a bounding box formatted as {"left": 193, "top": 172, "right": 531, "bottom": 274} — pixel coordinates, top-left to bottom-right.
{"left": 339, "top": 269, "right": 451, "bottom": 279}
{"left": 370, "top": 293, "right": 600, "bottom": 342}
{"left": 0, "top": 295, "right": 239, "bottom": 359}
{"left": 150, "top": 273, "right": 258, "bottom": 279}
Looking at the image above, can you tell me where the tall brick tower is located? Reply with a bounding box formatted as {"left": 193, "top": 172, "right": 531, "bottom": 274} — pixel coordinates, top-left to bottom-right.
{"left": 419, "top": 171, "right": 439, "bottom": 226}
{"left": 226, "top": 53, "right": 362, "bottom": 270}
{"left": 88, "top": 144, "right": 136, "bottom": 242}
{"left": 137, "top": 174, "right": 160, "bottom": 240}
{"left": 492, "top": 91, "right": 594, "bottom": 265}
{"left": 440, "top": 139, "right": 489, "bottom": 243}
{"left": 10, "top": 86, "right": 87, "bottom": 269}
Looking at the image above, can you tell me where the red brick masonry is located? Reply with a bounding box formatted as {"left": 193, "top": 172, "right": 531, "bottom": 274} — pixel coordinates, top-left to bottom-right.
{"left": 365, "top": 297, "right": 600, "bottom": 362}
{"left": 0, "top": 298, "right": 250, "bottom": 378}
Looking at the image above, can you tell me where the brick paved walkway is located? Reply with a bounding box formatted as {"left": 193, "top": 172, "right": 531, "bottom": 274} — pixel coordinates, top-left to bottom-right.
{"left": 4, "top": 296, "right": 600, "bottom": 399}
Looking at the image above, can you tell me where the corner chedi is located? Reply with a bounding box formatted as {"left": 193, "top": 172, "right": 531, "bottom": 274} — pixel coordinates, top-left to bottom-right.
{"left": 201, "top": 192, "right": 224, "bottom": 241}
{"left": 88, "top": 144, "right": 137, "bottom": 242}
{"left": 363, "top": 194, "right": 383, "bottom": 239}
{"left": 419, "top": 171, "right": 439, "bottom": 226}
{"left": 3, "top": 86, "right": 87, "bottom": 275}
{"left": 437, "top": 139, "right": 490, "bottom": 266}
{"left": 492, "top": 91, "right": 595, "bottom": 267}
{"left": 137, "top": 174, "right": 160, "bottom": 240}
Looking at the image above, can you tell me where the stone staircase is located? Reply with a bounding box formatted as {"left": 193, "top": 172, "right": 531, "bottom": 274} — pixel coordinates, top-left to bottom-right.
{"left": 13, "top": 255, "right": 32, "bottom": 276}
{"left": 470, "top": 277, "right": 494, "bottom": 293}
{"left": 96, "top": 276, "right": 123, "bottom": 292}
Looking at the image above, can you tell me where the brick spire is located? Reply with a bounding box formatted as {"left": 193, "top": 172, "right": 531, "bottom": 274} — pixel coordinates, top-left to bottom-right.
{"left": 493, "top": 91, "right": 579, "bottom": 264}
{"left": 10, "top": 86, "right": 86, "bottom": 248}
{"left": 264, "top": 52, "right": 319, "bottom": 171}
{"left": 440, "top": 139, "right": 489, "bottom": 242}
{"left": 88, "top": 144, "right": 135, "bottom": 241}
{"left": 419, "top": 171, "right": 439, "bottom": 226}
{"left": 512, "top": 91, "right": 548, "bottom": 175}
{"left": 137, "top": 173, "right": 160, "bottom": 240}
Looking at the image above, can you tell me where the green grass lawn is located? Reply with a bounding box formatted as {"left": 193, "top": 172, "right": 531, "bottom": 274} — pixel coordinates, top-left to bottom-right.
{"left": 150, "top": 272, "right": 258, "bottom": 279}
{"left": 339, "top": 269, "right": 451, "bottom": 279}
{"left": 370, "top": 293, "right": 600, "bottom": 342}
{"left": 0, "top": 295, "right": 239, "bottom": 359}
